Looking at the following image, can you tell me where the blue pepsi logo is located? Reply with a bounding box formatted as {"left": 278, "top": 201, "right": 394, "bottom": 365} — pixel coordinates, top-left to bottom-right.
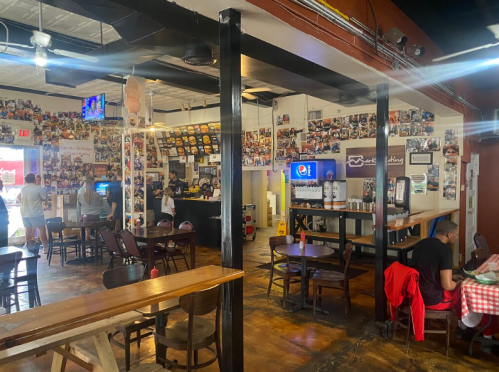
{"left": 298, "top": 165, "right": 308, "bottom": 176}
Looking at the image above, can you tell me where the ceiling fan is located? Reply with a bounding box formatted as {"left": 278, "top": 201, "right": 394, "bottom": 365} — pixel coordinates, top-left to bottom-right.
{"left": 216, "top": 85, "right": 272, "bottom": 100}
{"left": 433, "top": 24, "right": 499, "bottom": 62}
{"left": 0, "top": 3, "right": 98, "bottom": 66}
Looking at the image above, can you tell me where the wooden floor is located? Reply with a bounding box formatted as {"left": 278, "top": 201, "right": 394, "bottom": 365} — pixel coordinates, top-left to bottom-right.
{"left": 1, "top": 227, "right": 498, "bottom": 371}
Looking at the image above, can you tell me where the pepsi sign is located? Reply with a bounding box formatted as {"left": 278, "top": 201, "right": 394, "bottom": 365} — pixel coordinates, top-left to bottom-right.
{"left": 291, "top": 162, "right": 317, "bottom": 181}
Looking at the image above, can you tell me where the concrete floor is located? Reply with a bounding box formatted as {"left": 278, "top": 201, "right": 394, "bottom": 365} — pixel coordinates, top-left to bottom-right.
{"left": 1, "top": 227, "right": 498, "bottom": 371}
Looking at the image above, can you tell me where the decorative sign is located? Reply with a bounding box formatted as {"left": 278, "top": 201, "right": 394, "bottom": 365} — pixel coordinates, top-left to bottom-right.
{"left": 59, "top": 140, "right": 93, "bottom": 163}
{"left": 209, "top": 154, "right": 221, "bottom": 163}
{"left": 410, "top": 174, "right": 428, "bottom": 195}
{"left": 93, "top": 164, "right": 107, "bottom": 178}
{"left": 409, "top": 152, "right": 433, "bottom": 165}
{"left": 346, "top": 145, "right": 405, "bottom": 178}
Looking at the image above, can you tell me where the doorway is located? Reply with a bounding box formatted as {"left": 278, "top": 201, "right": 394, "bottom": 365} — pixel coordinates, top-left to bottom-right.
{"left": 0, "top": 147, "right": 26, "bottom": 240}
{"left": 465, "top": 153, "right": 479, "bottom": 262}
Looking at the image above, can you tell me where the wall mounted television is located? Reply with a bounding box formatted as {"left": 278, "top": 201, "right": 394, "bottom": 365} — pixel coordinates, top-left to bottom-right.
{"left": 82, "top": 94, "right": 105, "bottom": 121}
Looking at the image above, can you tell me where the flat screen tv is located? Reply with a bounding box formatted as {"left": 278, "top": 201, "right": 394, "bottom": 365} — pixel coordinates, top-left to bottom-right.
{"left": 82, "top": 94, "right": 105, "bottom": 121}
{"left": 95, "top": 181, "right": 110, "bottom": 197}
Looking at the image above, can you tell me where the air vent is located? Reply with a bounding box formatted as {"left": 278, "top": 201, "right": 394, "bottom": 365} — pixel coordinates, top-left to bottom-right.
{"left": 182, "top": 41, "right": 216, "bottom": 66}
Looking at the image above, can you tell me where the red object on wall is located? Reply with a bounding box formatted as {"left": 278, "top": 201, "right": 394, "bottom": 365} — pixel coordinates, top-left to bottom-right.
{"left": 0, "top": 161, "right": 25, "bottom": 185}
{"left": 18, "top": 129, "right": 30, "bottom": 137}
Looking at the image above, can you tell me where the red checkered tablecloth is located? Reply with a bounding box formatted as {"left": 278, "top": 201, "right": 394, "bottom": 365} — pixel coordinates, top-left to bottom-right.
{"left": 461, "top": 254, "right": 499, "bottom": 320}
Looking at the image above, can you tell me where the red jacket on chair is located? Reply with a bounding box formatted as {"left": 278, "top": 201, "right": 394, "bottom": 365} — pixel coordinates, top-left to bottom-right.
{"left": 384, "top": 262, "right": 425, "bottom": 341}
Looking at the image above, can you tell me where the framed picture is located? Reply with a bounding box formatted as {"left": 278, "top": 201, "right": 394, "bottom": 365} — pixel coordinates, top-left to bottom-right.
{"left": 409, "top": 152, "right": 433, "bottom": 165}
{"left": 146, "top": 172, "right": 159, "bottom": 181}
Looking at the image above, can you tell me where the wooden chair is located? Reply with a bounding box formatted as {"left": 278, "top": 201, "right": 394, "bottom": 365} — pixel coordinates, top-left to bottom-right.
{"left": 154, "top": 285, "right": 222, "bottom": 371}
{"left": 267, "top": 235, "right": 303, "bottom": 308}
{"left": 393, "top": 299, "right": 453, "bottom": 356}
{"left": 471, "top": 248, "right": 491, "bottom": 270}
{"left": 100, "top": 227, "right": 132, "bottom": 269}
{"left": 311, "top": 243, "right": 352, "bottom": 318}
{"left": 102, "top": 264, "right": 157, "bottom": 371}
{"left": 46, "top": 221, "right": 81, "bottom": 266}
{"left": 46, "top": 217, "right": 78, "bottom": 241}
{"left": 15, "top": 241, "right": 42, "bottom": 307}
{"left": 0, "top": 251, "right": 21, "bottom": 314}
{"left": 119, "top": 230, "right": 168, "bottom": 274}
{"left": 87, "top": 220, "right": 112, "bottom": 265}
{"left": 157, "top": 219, "right": 173, "bottom": 229}
{"left": 164, "top": 221, "right": 193, "bottom": 272}
{"left": 473, "top": 233, "right": 491, "bottom": 255}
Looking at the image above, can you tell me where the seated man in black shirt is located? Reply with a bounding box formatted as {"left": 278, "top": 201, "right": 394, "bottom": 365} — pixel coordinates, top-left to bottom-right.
{"left": 412, "top": 220, "right": 498, "bottom": 347}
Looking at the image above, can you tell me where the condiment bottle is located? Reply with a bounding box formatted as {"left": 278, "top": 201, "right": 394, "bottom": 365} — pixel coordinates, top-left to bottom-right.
{"left": 300, "top": 231, "right": 306, "bottom": 249}
{"left": 135, "top": 218, "right": 141, "bottom": 229}
{"left": 150, "top": 266, "right": 158, "bottom": 279}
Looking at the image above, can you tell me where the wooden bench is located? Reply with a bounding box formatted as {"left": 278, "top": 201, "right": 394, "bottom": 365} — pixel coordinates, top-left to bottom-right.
{"left": 0, "top": 265, "right": 244, "bottom": 371}
{"left": 351, "top": 235, "right": 421, "bottom": 265}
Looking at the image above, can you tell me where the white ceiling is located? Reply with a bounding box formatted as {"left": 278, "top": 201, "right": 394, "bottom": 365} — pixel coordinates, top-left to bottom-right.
{"left": 0, "top": 0, "right": 121, "bottom": 44}
{"left": 0, "top": 0, "right": 292, "bottom": 111}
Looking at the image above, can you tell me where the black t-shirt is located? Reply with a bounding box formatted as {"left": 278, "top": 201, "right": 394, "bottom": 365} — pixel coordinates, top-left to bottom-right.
{"left": 111, "top": 186, "right": 123, "bottom": 218}
{"left": 168, "top": 178, "right": 183, "bottom": 193}
{"left": 411, "top": 238, "right": 453, "bottom": 306}
{"left": 146, "top": 184, "right": 154, "bottom": 210}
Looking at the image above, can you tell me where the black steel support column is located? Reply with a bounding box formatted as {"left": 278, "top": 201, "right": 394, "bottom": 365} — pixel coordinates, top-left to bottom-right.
{"left": 219, "top": 8, "right": 244, "bottom": 372}
{"left": 374, "top": 83, "right": 389, "bottom": 322}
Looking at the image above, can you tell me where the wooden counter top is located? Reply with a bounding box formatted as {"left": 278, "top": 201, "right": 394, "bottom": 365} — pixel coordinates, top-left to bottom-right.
{"left": 0, "top": 265, "right": 244, "bottom": 350}
{"left": 385, "top": 209, "right": 459, "bottom": 231}
{"left": 351, "top": 235, "right": 421, "bottom": 250}
{"left": 290, "top": 206, "right": 372, "bottom": 214}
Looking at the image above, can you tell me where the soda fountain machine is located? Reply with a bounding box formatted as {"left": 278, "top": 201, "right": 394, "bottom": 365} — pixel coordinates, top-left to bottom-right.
{"left": 290, "top": 160, "right": 345, "bottom": 209}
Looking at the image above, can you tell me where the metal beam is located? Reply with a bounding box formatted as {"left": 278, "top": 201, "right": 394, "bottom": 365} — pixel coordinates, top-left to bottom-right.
{"left": 219, "top": 8, "right": 244, "bottom": 372}
{"left": 374, "top": 83, "right": 389, "bottom": 322}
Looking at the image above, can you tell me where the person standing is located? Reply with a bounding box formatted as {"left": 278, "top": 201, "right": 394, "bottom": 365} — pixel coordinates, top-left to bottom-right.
{"left": 77, "top": 178, "right": 111, "bottom": 238}
{"left": 0, "top": 187, "right": 8, "bottom": 247}
{"left": 145, "top": 176, "right": 161, "bottom": 226}
{"left": 17, "top": 173, "right": 49, "bottom": 251}
{"left": 35, "top": 175, "right": 42, "bottom": 186}
{"left": 168, "top": 170, "right": 183, "bottom": 194}
{"left": 107, "top": 177, "right": 123, "bottom": 231}
{"left": 161, "top": 187, "right": 176, "bottom": 222}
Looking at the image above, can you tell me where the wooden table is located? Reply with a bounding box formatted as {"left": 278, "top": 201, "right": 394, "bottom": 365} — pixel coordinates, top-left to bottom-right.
{"left": 350, "top": 235, "right": 421, "bottom": 265}
{"left": 275, "top": 243, "right": 334, "bottom": 314}
{"left": 384, "top": 209, "right": 459, "bottom": 237}
{"left": 0, "top": 265, "right": 244, "bottom": 370}
{"left": 0, "top": 246, "right": 40, "bottom": 309}
{"left": 131, "top": 227, "right": 196, "bottom": 276}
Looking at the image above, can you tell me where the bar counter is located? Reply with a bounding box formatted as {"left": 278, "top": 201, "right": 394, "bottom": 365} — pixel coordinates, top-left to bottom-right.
{"left": 153, "top": 197, "right": 221, "bottom": 248}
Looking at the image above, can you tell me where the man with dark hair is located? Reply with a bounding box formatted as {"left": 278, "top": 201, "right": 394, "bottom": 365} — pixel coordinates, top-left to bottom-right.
{"left": 17, "top": 173, "right": 49, "bottom": 251}
{"left": 412, "top": 220, "right": 498, "bottom": 350}
{"left": 168, "top": 169, "right": 183, "bottom": 193}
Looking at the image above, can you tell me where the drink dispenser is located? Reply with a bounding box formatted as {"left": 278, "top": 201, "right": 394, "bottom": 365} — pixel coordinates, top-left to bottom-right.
{"left": 290, "top": 160, "right": 336, "bottom": 205}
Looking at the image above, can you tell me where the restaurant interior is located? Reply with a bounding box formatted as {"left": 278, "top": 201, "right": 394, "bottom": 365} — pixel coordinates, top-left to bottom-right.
{"left": 0, "top": 0, "right": 499, "bottom": 371}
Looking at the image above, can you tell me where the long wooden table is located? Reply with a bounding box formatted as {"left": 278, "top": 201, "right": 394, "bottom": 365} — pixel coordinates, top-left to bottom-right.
{"left": 0, "top": 265, "right": 244, "bottom": 371}
{"left": 131, "top": 227, "right": 196, "bottom": 276}
{"left": 384, "top": 209, "right": 459, "bottom": 237}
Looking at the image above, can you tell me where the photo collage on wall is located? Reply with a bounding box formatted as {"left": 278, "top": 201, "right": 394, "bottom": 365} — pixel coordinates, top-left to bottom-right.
{"left": 406, "top": 137, "right": 441, "bottom": 153}
{"left": 443, "top": 129, "right": 459, "bottom": 200}
{"left": 390, "top": 109, "right": 435, "bottom": 137}
{"left": 427, "top": 165, "right": 439, "bottom": 192}
{"left": 305, "top": 118, "right": 342, "bottom": 155}
{"left": 242, "top": 127, "right": 272, "bottom": 166}
{"left": 275, "top": 127, "right": 299, "bottom": 164}
{"left": 0, "top": 98, "right": 41, "bottom": 121}
{"left": 31, "top": 103, "right": 121, "bottom": 211}
{"left": 0, "top": 123, "right": 16, "bottom": 144}
{"left": 155, "top": 123, "right": 221, "bottom": 158}
{"left": 363, "top": 178, "right": 396, "bottom": 204}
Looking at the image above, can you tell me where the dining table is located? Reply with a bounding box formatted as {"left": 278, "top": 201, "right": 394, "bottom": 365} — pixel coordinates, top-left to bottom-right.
{"left": 0, "top": 246, "right": 40, "bottom": 309}
{"left": 461, "top": 254, "right": 499, "bottom": 356}
{"left": 275, "top": 243, "right": 335, "bottom": 314}
{"left": 131, "top": 226, "right": 196, "bottom": 278}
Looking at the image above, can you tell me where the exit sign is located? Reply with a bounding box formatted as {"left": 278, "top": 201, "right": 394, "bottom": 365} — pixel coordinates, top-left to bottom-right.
{"left": 19, "top": 129, "right": 30, "bottom": 137}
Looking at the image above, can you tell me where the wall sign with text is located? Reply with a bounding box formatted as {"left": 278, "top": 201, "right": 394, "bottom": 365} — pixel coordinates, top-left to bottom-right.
{"left": 345, "top": 145, "right": 405, "bottom": 178}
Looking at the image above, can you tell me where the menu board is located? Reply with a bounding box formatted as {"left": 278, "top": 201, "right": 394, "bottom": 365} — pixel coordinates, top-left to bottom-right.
{"left": 156, "top": 122, "right": 221, "bottom": 158}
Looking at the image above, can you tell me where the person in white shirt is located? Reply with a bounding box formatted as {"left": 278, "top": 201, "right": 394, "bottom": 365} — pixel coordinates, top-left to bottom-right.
{"left": 17, "top": 173, "right": 49, "bottom": 249}
{"left": 161, "top": 187, "right": 176, "bottom": 222}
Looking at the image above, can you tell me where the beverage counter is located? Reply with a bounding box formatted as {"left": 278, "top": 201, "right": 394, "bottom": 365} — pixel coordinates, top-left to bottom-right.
{"left": 153, "top": 197, "right": 221, "bottom": 248}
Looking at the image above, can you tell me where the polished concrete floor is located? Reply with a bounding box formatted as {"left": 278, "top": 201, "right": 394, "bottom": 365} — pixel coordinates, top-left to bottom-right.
{"left": 1, "top": 227, "right": 498, "bottom": 371}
